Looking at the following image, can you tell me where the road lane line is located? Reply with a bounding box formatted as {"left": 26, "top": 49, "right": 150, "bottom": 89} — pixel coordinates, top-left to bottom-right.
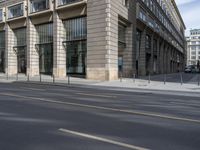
{"left": 1, "top": 92, "right": 200, "bottom": 124}
{"left": 20, "top": 87, "right": 46, "bottom": 91}
{"left": 75, "top": 92, "right": 116, "bottom": 98}
{"left": 59, "top": 128, "right": 149, "bottom": 150}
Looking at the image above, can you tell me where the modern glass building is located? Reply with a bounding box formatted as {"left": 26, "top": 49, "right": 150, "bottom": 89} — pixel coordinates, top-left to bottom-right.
{"left": 0, "top": 0, "right": 186, "bottom": 80}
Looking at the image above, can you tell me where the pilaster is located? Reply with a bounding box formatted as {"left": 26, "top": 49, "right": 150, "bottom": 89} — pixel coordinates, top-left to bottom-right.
{"left": 138, "top": 28, "right": 146, "bottom": 76}
{"left": 27, "top": 18, "right": 39, "bottom": 76}
{"left": 5, "top": 24, "right": 17, "bottom": 75}
{"left": 53, "top": 11, "right": 66, "bottom": 78}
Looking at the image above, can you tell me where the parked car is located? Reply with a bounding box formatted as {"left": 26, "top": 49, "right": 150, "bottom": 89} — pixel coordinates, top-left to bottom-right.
{"left": 184, "top": 67, "right": 192, "bottom": 73}
{"left": 184, "top": 65, "right": 197, "bottom": 73}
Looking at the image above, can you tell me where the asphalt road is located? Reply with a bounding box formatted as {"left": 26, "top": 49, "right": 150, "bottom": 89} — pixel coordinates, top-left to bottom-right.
{"left": 0, "top": 82, "right": 200, "bottom": 150}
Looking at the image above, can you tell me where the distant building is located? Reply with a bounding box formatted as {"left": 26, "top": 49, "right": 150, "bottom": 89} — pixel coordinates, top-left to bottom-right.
{"left": 186, "top": 29, "right": 200, "bottom": 66}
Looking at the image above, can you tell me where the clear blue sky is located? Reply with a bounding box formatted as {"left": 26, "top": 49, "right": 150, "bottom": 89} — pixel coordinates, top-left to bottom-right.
{"left": 176, "top": 0, "right": 200, "bottom": 35}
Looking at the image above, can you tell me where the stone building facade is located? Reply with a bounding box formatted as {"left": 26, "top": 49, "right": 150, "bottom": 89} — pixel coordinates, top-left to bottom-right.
{"left": 0, "top": 0, "right": 186, "bottom": 80}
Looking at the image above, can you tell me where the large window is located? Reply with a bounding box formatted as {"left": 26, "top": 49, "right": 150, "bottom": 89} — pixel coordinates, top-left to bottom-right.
{"left": 118, "top": 24, "right": 126, "bottom": 47}
{"left": 139, "top": 8, "right": 146, "bottom": 22}
{"left": 0, "top": 31, "right": 5, "bottom": 48}
{"left": 118, "top": 23, "right": 126, "bottom": 73}
{"left": 145, "top": 35, "right": 151, "bottom": 50}
{"left": 0, "top": 9, "right": 3, "bottom": 22}
{"left": 58, "top": 0, "right": 81, "bottom": 6}
{"left": 64, "top": 17, "right": 87, "bottom": 41}
{"left": 13, "top": 28, "right": 27, "bottom": 73}
{"left": 36, "top": 23, "right": 53, "bottom": 75}
{"left": 30, "top": 0, "right": 49, "bottom": 13}
{"left": 0, "top": 31, "right": 5, "bottom": 72}
{"left": 66, "top": 41, "right": 86, "bottom": 74}
{"left": 36, "top": 23, "right": 53, "bottom": 44}
{"left": 63, "top": 17, "right": 87, "bottom": 74}
{"left": 14, "top": 28, "right": 26, "bottom": 46}
{"left": 8, "top": 3, "right": 24, "bottom": 19}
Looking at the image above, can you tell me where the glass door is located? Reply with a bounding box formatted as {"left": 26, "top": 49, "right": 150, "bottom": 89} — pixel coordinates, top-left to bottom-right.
{"left": 39, "top": 44, "right": 53, "bottom": 75}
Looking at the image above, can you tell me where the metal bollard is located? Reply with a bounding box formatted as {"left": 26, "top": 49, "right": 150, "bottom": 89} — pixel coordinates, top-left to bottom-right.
{"left": 133, "top": 73, "right": 136, "bottom": 83}
{"left": 40, "top": 74, "right": 42, "bottom": 82}
{"left": 164, "top": 74, "right": 166, "bottom": 85}
{"left": 180, "top": 73, "right": 183, "bottom": 85}
{"left": 68, "top": 74, "right": 70, "bottom": 85}
{"left": 120, "top": 72, "right": 122, "bottom": 82}
{"left": 16, "top": 73, "right": 18, "bottom": 81}
{"left": 53, "top": 75, "right": 55, "bottom": 83}
{"left": 6, "top": 73, "right": 8, "bottom": 80}
{"left": 148, "top": 74, "right": 151, "bottom": 84}
{"left": 27, "top": 74, "right": 30, "bottom": 82}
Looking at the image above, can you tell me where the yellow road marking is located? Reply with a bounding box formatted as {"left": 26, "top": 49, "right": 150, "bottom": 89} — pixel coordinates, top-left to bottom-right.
{"left": 1, "top": 92, "right": 200, "bottom": 124}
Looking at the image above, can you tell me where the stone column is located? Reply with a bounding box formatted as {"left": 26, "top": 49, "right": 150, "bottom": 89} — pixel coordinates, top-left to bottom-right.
{"left": 166, "top": 45, "right": 170, "bottom": 74}
{"left": 150, "top": 34, "right": 154, "bottom": 74}
{"left": 53, "top": 11, "right": 66, "bottom": 78}
{"left": 5, "top": 24, "right": 17, "bottom": 75}
{"left": 138, "top": 28, "right": 146, "bottom": 76}
{"left": 87, "top": 0, "right": 118, "bottom": 80}
{"left": 27, "top": 18, "right": 39, "bottom": 76}
{"left": 163, "top": 44, "right": 167, "bottom": 74}
{"left": 156, "top": 38, "right": 160, "bottom": 74}
{"left": 159, "top": 41, "right": 164, "bottom": 74}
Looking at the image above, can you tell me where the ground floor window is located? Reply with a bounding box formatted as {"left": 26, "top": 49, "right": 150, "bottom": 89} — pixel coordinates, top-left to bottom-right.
{"left": 0, "top": 49, "right": 4, "bottom": 72}
{"left": 0, "top": 31, "right": 5, "bottom": 73}
{"left": 65, "top": 40, "right": 86, "bottom": 74}
{"left": 118, "top": 23, "right": 127, "bottom": 73}
{"left": 63, "top": 17, "right": 87, "bottom": 75}
{"left": 15, "top": 46, "right": 27, "bottom": 73}
{"left": 36, "top": 23, "right": 53, "bottom": 75}
{"left": 38, "top": 43, "right": 53, "bottom": 75}
{"left": 13, "top": 28, "right": 27, "bottom": 74}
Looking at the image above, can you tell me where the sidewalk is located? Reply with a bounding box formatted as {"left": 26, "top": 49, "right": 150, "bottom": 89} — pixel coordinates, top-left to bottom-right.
{"left": 0, "top": 73, "right": 200, "bottom": 93}
{"left": 94, "top": 78, "right": 200, "bottom": 93}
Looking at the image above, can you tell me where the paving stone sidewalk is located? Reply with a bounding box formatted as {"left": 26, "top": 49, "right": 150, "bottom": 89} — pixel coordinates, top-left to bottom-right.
{"left": 0, "top": 73, "right": 199, "bottom": 93}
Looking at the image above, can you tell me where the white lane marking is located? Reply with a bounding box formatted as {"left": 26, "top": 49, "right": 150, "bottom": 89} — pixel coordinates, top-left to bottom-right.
{"left": 76, "top": 92, "right": 116, "bottom": 98}
{"left": 59, "top": 128, "right": 149, "bottom": 150}
{"left": 37, "top": 91, "right": 116, "bottom": 99}
{"left": 1, "top": 92, "right": 200, "bottom": 124}
{"left": 20, "top": 87, "right": 46, "bottom": 91}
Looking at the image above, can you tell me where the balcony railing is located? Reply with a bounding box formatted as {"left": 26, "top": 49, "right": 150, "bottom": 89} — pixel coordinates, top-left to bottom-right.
{"left": 57, "top": 0, "right": 83, "bottom": 7}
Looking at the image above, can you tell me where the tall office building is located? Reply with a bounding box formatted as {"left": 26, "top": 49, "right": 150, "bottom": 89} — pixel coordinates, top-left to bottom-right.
{"left": 186, "top": 29, "right": 200, "bottom": 66}
{"left": 0, "top": 0, "right": 186, "bottom": 80}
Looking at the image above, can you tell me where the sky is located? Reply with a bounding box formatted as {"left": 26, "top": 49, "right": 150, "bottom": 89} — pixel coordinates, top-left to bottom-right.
{"left": 176, "top": 0, "right": 200, "bottom": 35}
